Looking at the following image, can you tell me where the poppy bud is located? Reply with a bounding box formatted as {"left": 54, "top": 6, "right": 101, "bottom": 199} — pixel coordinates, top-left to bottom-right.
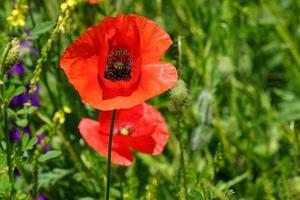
{"left": 5, "top": 38, "right": 20, "bottom": 68}
{"left": 169, "top": 79, "right": 189, "bottom": 112}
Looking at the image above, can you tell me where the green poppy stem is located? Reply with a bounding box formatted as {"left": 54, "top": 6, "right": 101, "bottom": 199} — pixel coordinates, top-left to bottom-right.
{"left": 106, "top": 110, "right": 117, "bottom": 200}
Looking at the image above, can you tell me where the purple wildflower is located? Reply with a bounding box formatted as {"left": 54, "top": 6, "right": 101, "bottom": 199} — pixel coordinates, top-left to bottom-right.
{"left": 6, "top": 62, "right": 25, "bottom": 77}
{"left": 20, "top": 30, "right": 39, "bottom": 57}
{"left": 36, "top": 133, "right": 51, "bottom": 152}
{"left": 36, "top": 134, "right": 45, "bottom": 145}
{"left": 10, "top": 83, "right": 40, "bottom": 108}
{"left": 27, "top": 84, "right": 40, "bottom": 107}
{"left": 10, "top": 95, "right": 22, "bottom": 107}
{"left": 36, "top": 195, "right": 48, "bottom": 200}
{"left": 14, "top": 168, "right": 20, "bottom": 179}
{"left": 9, "top": 129, "right": 21, "bottom": 142}
{"left": 31, "top": 95, "right": 40, "bottom": 107}
{"left": 10, "top": 93, "right": 29, "bottom": 107}
{"left": 44, "top": 144, "right": 51, "bottom": 152}
{"left": 23, "top": 126, "right": 32, "bottom": 138}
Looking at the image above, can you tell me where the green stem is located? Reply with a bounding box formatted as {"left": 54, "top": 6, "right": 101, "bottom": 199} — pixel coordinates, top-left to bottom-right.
{"left": 32, "top": 126, "right": 56, "bottom": 198}
{"left": 59, "top": 129, "right": 95, "bottom": 194}
{"left": 176, "top": 115, "right": 187, "bottom": 198}
{"left": 0, "top": 42, "right": 15, "bottom": 200}
{"left": 292, "top": 122, "right": 300, "bottom": 173}
{"left": 105, "top": 110, "right": 117, "bottom": 200}
{"left": 26, "top": 0, "right": 36, "bottom": 27}
{"left": 4, "top": 102, "right": 15, "bottom": 200}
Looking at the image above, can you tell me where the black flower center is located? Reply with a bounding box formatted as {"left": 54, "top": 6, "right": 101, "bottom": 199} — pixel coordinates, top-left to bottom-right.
{"left": 104, "top": 48, "right": 133, "bottom": 81}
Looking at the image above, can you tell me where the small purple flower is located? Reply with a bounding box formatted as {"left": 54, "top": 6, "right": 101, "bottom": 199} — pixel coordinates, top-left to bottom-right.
{"left": 10, "top": 93, "right": 29, "bottom": 107}
{"left": 44, "top": 144, "right": 51, "bottom": 152}
{"left": 31, "top": 95, "right": 40, "bottom": 107}
{"left": 9, "top": 129, "right": 21, "bottom": 142}
{"left": 27, "top": 84, "right": 40, "bottom": 107}
{"left": 14, "top": 168, "right": 20, "bottom": 179}
{"left": 36, "top": 133, "right": 51, "bottom": 152}
{"left": 10, "top": 84, "right": 40, "bottom": 108}
{"left": 36, "top": 195, "right": 48, "bottom": 200}
{"left": 36, "top": 134, "right": 45, "bottom": 145}
{"left": 20, "top": 30, "right": 40, "bottom": 57}
{"left": 23, "top": 126, "right": 32, "bottom": 138}
{"left": 6, "top": 62, "right": 25, "bottom": 77}
{"left": 10, "top": 94, "right": 22, "bottom": 107}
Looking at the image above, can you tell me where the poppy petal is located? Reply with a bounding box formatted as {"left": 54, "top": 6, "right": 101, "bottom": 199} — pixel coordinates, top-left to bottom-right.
{"left": 139, "top": 62, "right": 178, "bottom": 101}
{"left": 131, "top": 135, "right": 157, "bottom": 154}
{"left": 98, "top": 14, "right": 142, "bottom": 100}
{"left": 134, "top": 103, "right": 169, "bottom": 154}
{"left": 78, "top": 119, "right": 107, "bottom": 154}
{"left": 60, "top": 26, "right": 105, "bottom": 107}
{"left": 130, "top": 15, "right": 173, "bottom": 65}
{"left": 111, "top": 145, "right": 134, "bottom": 166}
{"left": 91, "top": 62, "right": 177, "bottom": 110}
{"left": 99, "top": 104, "right": 144, "bottom": 134}
{"left": 79, "top": 119, "right": 133, "bottom": 166}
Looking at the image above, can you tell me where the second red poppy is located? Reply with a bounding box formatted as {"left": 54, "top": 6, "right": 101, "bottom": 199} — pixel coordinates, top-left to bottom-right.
{"left": 79, "top": 103, "right": 169, "bottom": 166}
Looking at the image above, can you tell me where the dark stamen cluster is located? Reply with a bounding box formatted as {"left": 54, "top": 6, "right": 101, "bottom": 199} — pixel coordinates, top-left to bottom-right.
{"left": 104, "top": 48, "right": 133, "bottom": 81}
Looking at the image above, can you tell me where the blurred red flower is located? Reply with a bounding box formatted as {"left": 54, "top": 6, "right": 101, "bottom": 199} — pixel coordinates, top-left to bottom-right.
{"left": 60, "top": 14, "right": 177, "bottom": 110}
{"left": 87, "top": 0, "right": 102, "bottom": 4}
{"left": 79, "top": 103, "right": 169, "bottom": 166}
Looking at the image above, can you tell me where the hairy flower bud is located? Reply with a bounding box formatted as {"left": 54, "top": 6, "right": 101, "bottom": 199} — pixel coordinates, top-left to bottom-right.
{"left": 169, "top": 79, "right": 189, "bottom": 112}
{"left": 5, "top": 38, "right": 20, "bottom": 67}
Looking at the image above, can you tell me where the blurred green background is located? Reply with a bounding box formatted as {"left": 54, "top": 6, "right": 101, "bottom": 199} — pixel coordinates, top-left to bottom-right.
{"left": 1, "top": 0, "right": 300, "bottom": 199}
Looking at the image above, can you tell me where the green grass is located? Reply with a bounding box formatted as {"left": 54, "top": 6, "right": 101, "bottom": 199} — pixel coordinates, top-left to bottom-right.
{"left": 1, "top": 0, "right": 300, "bottom": 199}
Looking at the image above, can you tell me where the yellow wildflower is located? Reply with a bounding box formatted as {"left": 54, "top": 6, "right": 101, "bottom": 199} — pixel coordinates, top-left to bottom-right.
{"left": 6, "top": 0, "right": 28, "bottom": 27}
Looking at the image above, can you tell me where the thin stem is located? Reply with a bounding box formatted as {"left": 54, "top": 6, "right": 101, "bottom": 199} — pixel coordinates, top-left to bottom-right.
{"left": 176, "top": 115, "right": 187, "bottom": 198}
{"left": 59, "top": 129, "right": 95, "bottom": 194}
{"left": 4, "top": 102, "right": 15, "bottom": 200}
{"left": 180, "top": 141, "right": 188, "bottom": 197}
{"left": 32, "top": 125, "right": 56, "bottom": 198}
{"left": 106, "top": 110, "right": 117, "bottom": 200}
{"left": 0, "top": 42, "right": 15, "bottom": 200}
{"left": 292, "top": 122, "right": 300, "bottom": 173}
{"left": 26, "top": 0, "right": 36, "bottom": 27}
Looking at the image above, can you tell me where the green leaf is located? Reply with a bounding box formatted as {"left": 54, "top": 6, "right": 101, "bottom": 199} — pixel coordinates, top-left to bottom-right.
{"left": 7, "top": 108, "right": 16, "bottom": 117}
{"left": 16, "top": 193, "right": 28, "bottom": 200}
{"left": 39, "top": 168, "right": 72, "bottom": 188}
{"left": 14, "top": 86, "right": 25, "bottom": 96}
{"left": 31, "top": 21, "right": 55, "bottom": 38}
{"left": 25, "top": 137, "right": 37, "bottom": 150}
{"left": 21, "top": 134, "right": 29, "bottom": 149}
{"left": 4, "top": 85, "right": 25, "bottom": 102}
{"left": 0, "top": 141, "right": 6, "bottom": 151}
{"left": 0, "top": 153, "right": 6, "bottom": 166}
{"left": 0, "top": 174, "right": 10, "bottom": 191}
{"left": 38, "top": 150, "right": 62, "bottom": 162}
{"left": 15, "top": 118, "right": 28, "bottom": 127}
{"left": 4, "top": 85, "right": 15, "bottom": 100}
{"left": 78, "top": 198, "right": 95, "bottom": 200}
{"left": 17, "top": 106, "right": 38, "bottom": 115}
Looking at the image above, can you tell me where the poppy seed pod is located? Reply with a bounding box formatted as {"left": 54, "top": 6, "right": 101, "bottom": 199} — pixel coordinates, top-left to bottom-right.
{"left": 5, "top": 38, "right": 20, "bottom": 68}
{"left": 169, "top": 79, "right": 189, "bottom": 112}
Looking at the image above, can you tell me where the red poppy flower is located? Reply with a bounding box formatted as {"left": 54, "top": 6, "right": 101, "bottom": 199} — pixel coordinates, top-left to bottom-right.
{"left": 78, "top": 103, "right": 169, "bottom": 166}
{"left": 60, "top": 14, "right": 177, "bottom": 111}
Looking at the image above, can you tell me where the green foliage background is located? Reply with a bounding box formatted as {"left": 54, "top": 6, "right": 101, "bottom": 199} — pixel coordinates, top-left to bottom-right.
{"left": 1, "top": 0, "right": 300, "bottom": 199}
